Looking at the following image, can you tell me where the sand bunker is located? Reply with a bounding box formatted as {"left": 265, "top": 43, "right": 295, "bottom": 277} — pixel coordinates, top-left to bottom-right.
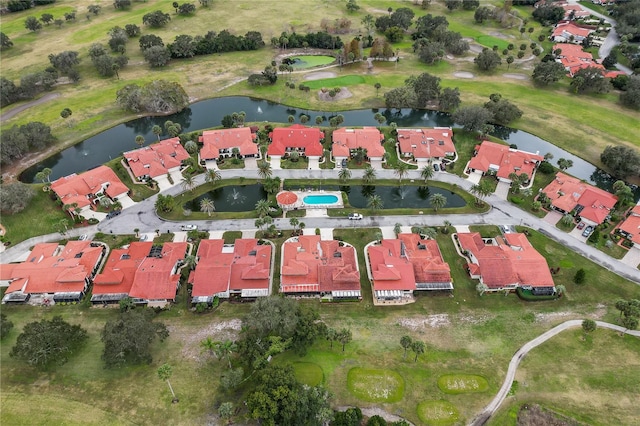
{"left": 305, "top": 71, "right": 337, "bottom": 81}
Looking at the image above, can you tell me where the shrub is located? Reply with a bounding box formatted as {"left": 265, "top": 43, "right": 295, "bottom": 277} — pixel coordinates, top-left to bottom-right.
{"left": 574, "top": 268, "right": 586, "bottom": 284}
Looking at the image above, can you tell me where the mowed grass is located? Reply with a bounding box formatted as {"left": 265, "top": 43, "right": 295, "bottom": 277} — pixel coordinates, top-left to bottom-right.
{"left": 417, "top": 400, "right": 460, "bottom": 426}
{"left": 292, "top": 361, "right": 324, "bottom": 386}
{"left": 347, "top": 367, "right": 405, "bottom": 403}
{"left": 438, "top": 374, "right": 489, "bottom": 394}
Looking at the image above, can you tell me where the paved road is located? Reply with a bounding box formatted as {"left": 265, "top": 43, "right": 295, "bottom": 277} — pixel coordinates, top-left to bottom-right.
{"left": 0, "top": 93, "right": 61, "bottom": 123}
{"left": 470, "top": 320, "right": 640, "bottom": 426}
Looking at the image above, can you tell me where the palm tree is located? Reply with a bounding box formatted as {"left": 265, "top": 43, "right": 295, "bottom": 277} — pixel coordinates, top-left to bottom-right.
{"left": 183, "top": 254, "right": 197, "bottom": 270}
{"left": 288, "top": 115, "right": 295, "bottom": 123}
{"left": 289, "top": 150, "right": 300, "bottom": 162}
{"left": 560, "top": 213, "right": 574, "bottom": 227}
{"left": 443, "top": 220, "right": 452, "bottom": 234}
{"left": 255, "top": 199, "right": 270, "bottom": 218}
{"left": 394, "top": 162, "right": 409, "bottom": 183}
{"left": 477, "top": 282, "right": 488, "bottom": 296}
{"left": 315, "top": 116, "right": 323, "bottom": 125}
{"left": 374, "top": 82, "right": 381, "bottom": 96}
{"left": 300, "top": 114, "right": 309, "bottom": 124}
{"left": 205, "top": 169, "right": 221, "bottom": 185}
{"left": 363, "top": 165, "right": 376, "bottom": 184}
{"left": 262, "top": 176, "right": 281, "bottom": 194}
{"left": 152, "top": 125, "right": 162, "bottom": 140}
{"left": 367, "top": 194, "right": 384, "bottom": 212}
{"left": 214, "top": 340, "right": 237, "bottom": 369}
{"left": 420, "top": 165, "right": 434, "bottom": 183}
{"left": 338, "top": 168, "right": 352, "bottom": 183}
{"left": 289, "top": 217, "right": 299, "bottom": 233}
{"left": 326, "top": 327, "right": 337, "bottom": 349}
{"left": 135, "top": 134, "right": 145, "bottom": 147}
{"left": 394, "top": 222, "right": 402, "bottom": 236}
{"left": 200, "top": 197, "right": 215, "bottom": 216}
{"left": 231, "top": 147, "right": 241, "bottom": 159}
{"left": 352, "top": 147, "right": 367, "bottom": 165}
{"left": 254, "top": 217, "right": 265, "bottom": 232}
{"left": 257, "top": 160, "right": 272, "bottom": 179}
{"left": 181, "top": 174, "right": 196, "bottom": 192}
{"left": 184, "top": 140, "right": 198, "bottom": 154}
{"left": 557, "top": 158, "right": 573, "bottom": 171}
{"left": 200, "top": 337, "right": 216, "bottom": 357}
{"left": 421, "top": 227, "right": 437, "bottom": 240}
{"left": 429, "top": 193, "right": 447, "bottom": 211}
{"left": 157, "top": 364, "right": 177, "bottom": 401}
{"left": 337, "top": 328, "right": 352, "bottom": 352}
{"left": 400, "top": 335, "right": 412, "bottom": 359}
{"left": 411, "top": 340, "right": 426, "bottom": 362}
{"left": 134, "top": 228, "right": 140, "bottom": 237}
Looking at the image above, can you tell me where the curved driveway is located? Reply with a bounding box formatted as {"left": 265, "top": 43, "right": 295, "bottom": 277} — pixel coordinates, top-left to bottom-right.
{"left": 470, "top": 320, "right": 640, "bottom": 426}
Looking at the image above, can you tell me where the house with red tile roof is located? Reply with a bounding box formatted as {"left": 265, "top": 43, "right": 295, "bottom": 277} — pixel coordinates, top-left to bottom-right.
{"left": 280, "top": 235, "right": 361, "bottom": 300}
{"left": 397, "top": 127, "right": 456, "bottom": 163}
{"left": 124, "top": 138, "right": 190, "bottom": 181}
{"left": 542, "top": 172, "right": 618, "bottom": 225}
{"left": 267, "top": 125, "right": 324, "bottom": 163}
{"left": 199, "top": 128, "right": 259, "bottom": 169}
{"left": 552, "top": 22, "right": 594, "bottom": 43}
{"left": 367, "top": 234, "right": 453, "bottom": 302}
{"left": 457, "top": 232, "right": 555, "bottom": 293}
{"left": 561, "top": 4, "right": 591, "bottom": 20}
{"left": 468, "top": 141, "right": 543, "bottom": 183}
{"left": 618, "top": 205, "right": 640, "bottom": 248}
{"left": 2, "top": 241, "right": 106, "bottom": 304}
{"left": 189, "top": 239, "right": 272, "bottom": 303}
{"left": 331, "top": 127, "right": 385, "bottom": 166}
{"left": 554, "top": 43, "right": 605, "bottom": 76}
{"left": 50, "top": 166, "right": 129, "bottom": 217}
{"left": 91, "top": 242, "right": 188, "bottom": 308}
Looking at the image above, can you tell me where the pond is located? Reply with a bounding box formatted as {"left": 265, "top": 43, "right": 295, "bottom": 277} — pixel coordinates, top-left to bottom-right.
{"left": 19, "top": 96, "right": 638, "bottom": 200}
{"left": 284, "top": 183, "right": 466, "bottom": 209}
{"left": 183, "top": 184, "right": 267, "bottom": 213}
{"left": 289, "top": 55, "right": 335, "bottom": 69}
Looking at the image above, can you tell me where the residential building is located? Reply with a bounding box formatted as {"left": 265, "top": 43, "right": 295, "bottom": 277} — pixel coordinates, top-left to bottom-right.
{"left": 2, "top": 241, "right": 106, "bottom": 304}
{"left": 468, "top": 141, "right": 543, "bottom": 183}
{"left": 189, "top": 239, "right": 272, "bottom": 304}
{"left": 199, "top": 127, "right": 259, "bottom": 169}
{"left": 397, "top": 127, "right": 456, "bottom": 164}
{"left": 618, "top": 205, "right": 640, "bottom": 248}
{"left": 267, "top": 124, "right": 324, "bottom": 162}
{"left": 551, "top": 22, "right": 594, "bottom": 43}
{"left": 542, "top": 172, "right": 618, "bottom": 226}
{"left": 50, "top": 165, "right": 129, "bottom": 217}
{"left": 92, "top": 242, "right": 188, "bottom": 308}
{"left": 554, "top": 43, "right": 604, "bottom": 76}
{"left": 561, "top": 4, "right": 591, "bottom": 20}
{"left": 331, "top": 127, "right": 385, "bottom": 166}
{"left": 124, "top": 138, "right": 190, "bottom": 181}
{"left": 280, "top": 235, "right": 361, "bottom": 300}
{"left": 457, "top": 232, "right": 555, "bottom": 294}
{"left": 367, "top": 234, "right": 453, "bottom": 302}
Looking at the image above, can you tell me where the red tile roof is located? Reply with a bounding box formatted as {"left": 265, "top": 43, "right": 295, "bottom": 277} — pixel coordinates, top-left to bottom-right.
{"left": 619, "top": 206, "right": 640, "bottom": 245}
{"left": 2, "top": 241, "right": 103, "bottom": 296}
{"left": 457, "top": 232, "right": 554, "bottom": 288}
{"left": 124, "top": 138, "right": 190, "bottom": 179}
{"left": 542, "top": 172, "right": 617, "bottom": 224}
{"left": 368, "top": 239, "right": 416, "bottom": 291}
{"left": 469, "top": 141, "right": 543, "bottom": 180}
{"left": 127, "top": 242, "right": 187, "bottom": 301}
{"left": 199, "top": 127, "right": 258, "bottom": 160}
{"left": 51, "top": 166, "right": 129, "bottom": 209}
{"left": 190, "top": 239, "right": 271, "bottom": 296}
{"left": 398, "top": 234, "right": 452, "bottom": 283}
{"left": 396, "top": 128, "right": 455, "bottom": 160}
{"left": 552, "top": 22, "right": 593, "bottom": 39}
{"left": 267, "top": 125, "right": 324, "bottom": 157}
{"left": 93, "top": 242, "right": 153, "bottom": 296}
{"left": 562, "top": 4, "right": 590, "bottom": 19}
{"left": 332, "top": 127, "right": 385, "bottom": 159}
{"left": 554, "top": 43, "right": 605, "bottom": 77}
{"left": 280, "top": 235, "right": 360, "bottom": 293}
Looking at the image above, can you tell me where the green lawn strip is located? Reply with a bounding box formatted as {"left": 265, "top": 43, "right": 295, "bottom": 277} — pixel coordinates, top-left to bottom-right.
{"left": 416, "top": 400, "right": 460, "bottom": 426}
{"left": 291, "top": 361, "right": 325, "bottom": 386}
{"left": 105, "top": 157, "right": 158, "bottom": 201}
{"left": 468, "top": 225, "right": 501, "bottom": 236}
{"left": 217, "top": 159, "right": 245, "bottom": 170}
{"left": 93, "top": 233, "right": 137, "bottom": 250}
{"left": 280, "top": 158, "right": 309, "bottom": 169}
{"left": 555, "top": 220, "right": 575, "bottom": 233}
{"left": 508, "top": 170, "right": 556, "bottom": 218}
{"left": 222, "top": 231, "right": 242, "bottom": 244}
{"left": 2, "top": 184, "right": 70, "bottom": 244}
{"left": 437, "top": 374, "right": 489, "bottom": 394}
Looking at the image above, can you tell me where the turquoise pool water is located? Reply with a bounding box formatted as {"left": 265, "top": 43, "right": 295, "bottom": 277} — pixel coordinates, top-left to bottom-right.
{"left": 303, "top": 194, "right": 339, "bottom": 205}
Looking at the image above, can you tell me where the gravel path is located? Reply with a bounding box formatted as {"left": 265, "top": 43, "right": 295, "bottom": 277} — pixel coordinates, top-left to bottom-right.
{"left": 0, "top": 92, "right": 60, "bottom": 123}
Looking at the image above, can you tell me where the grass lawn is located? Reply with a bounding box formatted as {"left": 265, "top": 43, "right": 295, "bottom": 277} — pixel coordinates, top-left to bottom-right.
{"left": 93, "top": 233, "right": 137, "bottom": 250}
{"left": 222, "top": 231, "right": 242, "bottom": 244}
{"left": 508, "top": 169, "right": 556, "bottom": 218}
{"left": 437, "top": 374, "right": 489, "bottom": 394}
{"left": 1, "top": 184, "right": 70, "bottom": 244}
{"left": 292, "top": 361, "right": 324, "bottom": 386}
{"left": 280, "top": 157, "right": 309, "bottom": 169}
{"left": 105, "top": 158, "right": 158, "bottom": 201}
{"left": 347, "top": 367, "right": 405, "bottom": 403}
{"left": 417, "top": 400, "right": 460, "bottom": 425}
{"left": 217, "top": 159, "right": 245, "bottom": 170}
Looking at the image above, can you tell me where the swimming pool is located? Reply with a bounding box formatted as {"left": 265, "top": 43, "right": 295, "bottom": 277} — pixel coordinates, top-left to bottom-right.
{"left": 303, "top": 194, "right": 339, "bottom": 205}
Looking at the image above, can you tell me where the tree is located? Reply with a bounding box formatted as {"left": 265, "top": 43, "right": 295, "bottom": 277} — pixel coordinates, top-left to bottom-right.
{"left": 620, "top": 76, "right": 640, "bottom": 110}
{"left": 200, "top": 197, "right": 215, "bottom": 216}
{"left": 205, "top": 168, "right": 221, "bottom": 185}
{"left": 35, "top": 167, "right": 52, "bottom": 183}
{"left": 262, "top": 176, "right": 281, "bottom": 194}
{"left": 474, "top": 6, "right": 493, "bottom": 23}
{"left": 339, "top": 168, "right": 352, "bottom": 183}
{"left": 570, "top": 67, "right": 610, "bottom": 94}
{"left": 0, "top": 32, "right": 13, "bottom": 50}
{"left": 571, "top": 268, "right": 586, "bottom": 286}
{"left": 363, "top": 165, "right": 376, "bottom": 184}
{"left": 88, "top": 4, "right": 102, "bottom": 15}
{"left": 184, "top": 140, "right": 198, "bottom": 154}
{"left": 346, "top": 0, "right": 360, "bottom": 12}
{"left": 143, "top": 45, "right": 171, "bottom": 67}
{"left": 452, "top": 106, "right": 493, "bottom": 133}
{"left": 439, "top": 87, "right": 461, "bottom": 112}
{"left": 289, "top": 217, "right": 300, "bottom": 233}
{"left": 181, "top": 174, "right": 196, "bottom": 192}
{"left": 218, "top": 402, "right": 234, "bottom": 424}
{"left": 49, "top": 51, "right": 81, "bottom": 75}
{"left": 407, "top": 72, "right": 441, "bottom": 108}
{"left": 411, "top": 340, "right": 426, "bottom": 362}
{"left": 560, "top": 213, "right": 574, "bottom": 227}
{"left": 484, "top": 93, "right": 523, "bottom": 125}
{"left": 101, "top": 309, "right": 169, "bottom": 367}
{"left": 557, "top": 158, "right": 573, "bottom": 171}
{"left": 10, "top": 316, "right": 88, "bottom": 368}
{"left": 445, "top": 0, "right": 461, "bottom": 11}
{"left": 143, "top": 10, "right": 171, "bottom": 28}
{"left": 135, "top": 135, "right": 145, "bottom": 147}
{"left": 169, "top": 34, "right": 196, "bottom": 58}
{"left": 582, "top": 319, "right": 596, "bottom": 335}
{"left": 613, "top": 180, "right": 634, "bottom": 207}
{"left": 257, "top": 160, "right": 272, "bottom": 179}
{"left": 337, "top": 328, "right": 352, "bottom": 352}
{"left": 212, "top": 340, "right": 237, "bottom": 369}
{"left": 556, "top": 284, "right": 566, "bottom": 297}
{"left": 477, "top": 282, "right": 488, "bottom": 296}
{"left": 0, "top": 182, "right": 35, "bottom": 214}
{"left": 400, "top": 335, "right": 412, "bottom": 359}
{"left": 220, "top": 367, "right": 244, "bottom": 390}
{"left": 367, "top": 194, "right": 384, "bottom": 211}
{"left": 117, "top": 80, "right": 189, "bottom": 114}
{"left": 124, "top": 23, "right": 140, "bottom": 37}
{"left": 255, "top": 199, "right": 270, "bottom": 218}
{"left": 1, "top": 314, "right": 15, "bottom": 340}
{"left": 139, "top": 34, "right": 165, "bottom": 51}
{"left": 178, "top": 3, "right": 197, "bottom": 15}
{"left": 152, "top": 125, "right": 163, "bottom": 140}
{"left": 600, "top": 145, "right": 640, "bottom": 180}
{"left": 532, "top": 5, "right": 564, "bottom": 26}
{"left": 25, "top": 16, "right": 43, "bottom": 32}
{"left": 394, "top": 162, "right": 409, "bottom": 183}
{"left": 506, "top": 56, "right": 514, "bottom": 69}
{"left": 157, "top": 364, "right": 177, "bottom": 402}
{"left": 475, "top": 48, "right": 502, "bottom": 71}
{"left": 420, "top": 165, "right": 434, "bottom": 183}
{"left": 429, "top": 193, "right": 447, "bottom": 211}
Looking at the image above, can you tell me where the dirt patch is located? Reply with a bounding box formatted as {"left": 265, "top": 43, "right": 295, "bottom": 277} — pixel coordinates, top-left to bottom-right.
{"left": 453, "top": 71, "right": 475, "bottom": 79}
{"left": 517, "top": 404, "right": 580, "bottom": 426}
{"left": 534, "top": 311, "right": 575, "bottom": 324}
{"left": 317, "top": 87, "right": 353, "bottom": 102}
{"left": 169, "top": 318, "right": 242, "bottom": 362}
{"left": 305, "top": 71, "right": 337, "bottom": 81}
{"left": 397, "top": 314, "right": 451, "bottom": 330}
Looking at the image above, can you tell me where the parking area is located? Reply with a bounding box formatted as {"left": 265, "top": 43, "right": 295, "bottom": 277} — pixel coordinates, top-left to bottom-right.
{"left": 543, "top": 210, "right": 563, "bottom": 225}
{"left": 569, "top": 225, "right": 588, "bottom": 242}
{"left": 308, "top": 157, "right": 320, "bottom": 170}
{"left": 494, "top": 181, "right": 511, "bottom": 200}
{"left": 621, "top": 246, "right": 640, "bottom": 267}
{"left": 467, "top": 171, "right": 483, "bottom": 184}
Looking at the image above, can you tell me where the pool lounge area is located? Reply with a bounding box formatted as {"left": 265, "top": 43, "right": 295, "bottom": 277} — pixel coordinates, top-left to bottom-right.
{"left": 276, "top": 190, "right": 344, "bottom": 210}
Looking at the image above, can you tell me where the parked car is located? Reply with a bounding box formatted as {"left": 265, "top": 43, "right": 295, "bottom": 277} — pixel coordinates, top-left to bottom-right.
{"left": 577, "top": 222, "right": 585, "bottom": 230}
{"left": 139, "top": 235, "right": 148, "bottom": 241}
{"left": 181, "top": 224, "right": 198, "bottom": 231}
{"left": 78, "top": 234, "right": 87, "bottom": 241}
{"left": 440, "top": 163, "right": 446, "bottom": 171}
{"left": 433, "top": 163, "right": 440, "bottom": 172}
{"left": 106, "top": 210, "right": 121, "bottom": 219}
{"left": 348, "top": 213, "right": 363, "bottom": 220}
{"left": 582, "top": 226, "right": 594, "bottom": 237}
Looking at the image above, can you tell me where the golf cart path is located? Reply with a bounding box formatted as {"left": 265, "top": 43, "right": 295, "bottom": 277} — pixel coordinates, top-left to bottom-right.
{"left": 0, "top": 92, "right": 60, "bottom": 123}
{"left": 470, "top": 320, "right": 640, "bottom": 426}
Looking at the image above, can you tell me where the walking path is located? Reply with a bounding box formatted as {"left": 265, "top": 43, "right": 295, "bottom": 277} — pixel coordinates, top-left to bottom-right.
{"left": 470, "top": 320, "right": 640, "bottom": 426}
{"left": 0, "top": 93, "right": 60, "bottom": 123}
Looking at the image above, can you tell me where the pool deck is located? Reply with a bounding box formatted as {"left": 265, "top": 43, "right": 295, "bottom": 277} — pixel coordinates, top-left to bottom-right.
{"left": 290, "top": 190, "right": 344, "bottom": 210}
